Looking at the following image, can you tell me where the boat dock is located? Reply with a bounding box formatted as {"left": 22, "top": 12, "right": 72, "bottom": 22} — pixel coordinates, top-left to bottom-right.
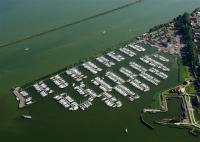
{"left": 129, "top": 62, "right": 148, "bottom": 73}
{"left": 105, "top": 71, "right": 125, "bottom": 85}
{"left": 107, "top": 51, "right": 125, "bottom": 62}
{"left": 101, "top": 92, "right": 122, "bottom": 108}
{"left": 92, "top": 77, "right": 112, "bottom": 92}
{"left": 140, "top": 55, "right": 170, "bottom": 72}
{"left": 13, "top": 41, "right": 172, "bottom": 112}
{"left": 53, "top": 93, "right": 79, "bottom": 111}
{"left": 128, "top": 43, "right": 146, "bottom": 52}
{"left": 139, "top": 72, "right": 160, "bottom": 86}
{"left": 128, "top": 79, "right": 150, "bottom": 92}
{"left": 82, "top": 61, "right": 102, "bottom": 74}
{"left": 149, "top": 68, "right": 168, "bottom": 79}
{"left": 50, "top": 74, "right": 68, "bottom": 89}
{"left": 33, "top": 81, "right": 54, "bottom": 97}
{"left": 153, "top": 54, "right": 169, "bottom": 62}
{"left": 13, "top": 87, "right": 26, "bottom": 108}
{"left": 120, "top": 67, "right": 137, "bottom": 79}
{"left": 119, "top": 47, "right": 136, "bottom": 57}
{"left": 143, "top": 108, "right": 161, "bottom": 113}
{"left": 96, "top": 56, "right": 115, "bottom": 67}
{"left": 66, "top": 67, "right": 87, "bottom": 82}
{"left": 114, "top": 84, "right": 139, "bottom": 101}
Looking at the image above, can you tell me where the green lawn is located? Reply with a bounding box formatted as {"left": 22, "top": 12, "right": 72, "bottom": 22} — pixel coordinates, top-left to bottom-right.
{"left": 151, "top": 92, "right": 162, "bottom": 109}
{"left": 150, "top": 90, "right": 171, "bottom": 109}
{"left": 178, "top": 57, "right": 192, "bottom": 80}
{"left": 185, "top": 84, "right": 197, "bottom": 94}
{"left": 182, "top": 66, "right": 192, "bottom": 80}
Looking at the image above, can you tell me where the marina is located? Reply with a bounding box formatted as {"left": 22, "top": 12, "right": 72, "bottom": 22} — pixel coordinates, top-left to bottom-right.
{"left": 128, "top": 79, "right": 150, "bottom": 92}
{"left": 92, "top": 77, "right": 113, "bottom": 92}
{"left": 105, "top": 71, "right": 125, "bottom": 85}
{"left": 119, "top": 67, "right": 138, "bottom": 80}
{"left": 149, "top": 68, "right": 168, "bottom": 79}
{"left": 129, "top": 61, "right": 148, "bottom": 73}
{"left": 128, "top": 43, "right": 146, "bottom": 52}
{"left": 114, "top": 84, "right": 139, "bottom": 101}
{"left": 153, "top": 54, "right": 170, "bottom": 62}
{"left": 53, "top": 93, "right": 79, "bottom": 111}
{"left": 33, "top": 81, "right": 54, "bottom": 97}
{"left": 107, "top": 51, "right": 125, "bottom": 62}
{"left": 66, "top": 68, "right": 87, "bottom": 82}
{"left": 101, "top": 92, "right": 122, "bottom": 108}
{"left": 82, "top": 61, "right": 102, "bottom": 74}
{"left": 139, "top": 72, "right": 160, "bottom": 86}
{"left": 74, "top": 83, "right": 97, "bottom": 99}
{"left": 50, "top": 75, "right": 68, "bottom": 89}
{"left": 96, "top": 56, "right": 115, "bottom": 67}
{"left": 140, "top": 55, "right": 170, "bottom": 72}
{"left": 13, "top": 41, "right": 172, "bottom": 111}
{"left": 119, "top": 47, "right": 136, "bottom": 57}
{"left": 79, "top": 100, "right": 93, "bottom": 110}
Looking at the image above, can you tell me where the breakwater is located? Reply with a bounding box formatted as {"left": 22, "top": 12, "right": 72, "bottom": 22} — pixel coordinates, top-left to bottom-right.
{"left": 140, "top": 113, "right": 154, "bottom": 130}
{"left": 0, "top": 0, "right": 144, "bottom": 48}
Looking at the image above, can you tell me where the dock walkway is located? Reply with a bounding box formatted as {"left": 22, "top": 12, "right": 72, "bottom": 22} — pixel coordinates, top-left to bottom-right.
{"left": 13, "top": 87, "right": 25, "bottom": 108}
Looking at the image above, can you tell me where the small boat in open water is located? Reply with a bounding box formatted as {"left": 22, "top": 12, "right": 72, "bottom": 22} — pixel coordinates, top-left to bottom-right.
{"left": 24, "top": 48, "right": 29, "bottom": 51}
{"left": 102, "top": 30, "right": 106, "bottom": 34}
{"left": 22, "top": 115, "right": 32, "bottom": 119}
{"left": 125, "top": 128, "right": 128, "bottom": 133}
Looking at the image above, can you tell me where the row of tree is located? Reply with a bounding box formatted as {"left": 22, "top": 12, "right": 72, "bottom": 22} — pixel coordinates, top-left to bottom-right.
{"left": 149, "top": 23, "right": 168, "bottom": 33}
{"left": 174, "top": 13, "right": 198, "bottom": 67}
{"left": 174, "top": 13, "right": 200, "bottom": 83}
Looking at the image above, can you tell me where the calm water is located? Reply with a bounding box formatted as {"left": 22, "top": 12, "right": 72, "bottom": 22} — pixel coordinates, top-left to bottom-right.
{"left": 0, "top": 0, "right": 200, "bottom": 141}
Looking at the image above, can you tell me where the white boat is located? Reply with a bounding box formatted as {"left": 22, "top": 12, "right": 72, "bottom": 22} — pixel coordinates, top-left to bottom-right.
{"left": 125, "top": 128, "right": 128, "bottom": 133}
{"left": 22, "top": 115, "right": 32, "bottom": 119}
{"left": 102, "top": 30, "right": 106, "bottom": 34}
{"left": 24, "top": 48, "right": 29, "bottom": 51}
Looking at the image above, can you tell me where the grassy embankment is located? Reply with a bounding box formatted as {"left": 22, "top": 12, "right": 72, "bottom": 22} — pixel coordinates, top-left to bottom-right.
{"left": 150, "top": 57, "right": 183, "bottom": 109}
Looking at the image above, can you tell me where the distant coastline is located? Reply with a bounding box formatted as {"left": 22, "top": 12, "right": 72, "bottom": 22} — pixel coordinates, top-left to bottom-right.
{"left": 0, "top": 0, "right": 144, "bottom": 49}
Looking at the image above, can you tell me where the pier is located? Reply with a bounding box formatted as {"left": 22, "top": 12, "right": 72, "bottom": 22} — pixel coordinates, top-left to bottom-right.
{"left": 143, "top": 108, "right": 161, "bottom": 113}
{"left": 13, "top": 87, "right": 26, "bottom": 108}
{"left": 12, "top": 40, "right": 171, "bottom": 111}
